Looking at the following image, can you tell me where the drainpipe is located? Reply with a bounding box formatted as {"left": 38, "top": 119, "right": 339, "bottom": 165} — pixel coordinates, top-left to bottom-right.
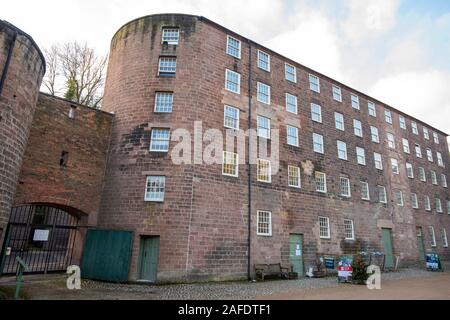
{"left": 0, "top": 30, "right": 17, "bottom": 96}
{"left": 247, "top": 39, "right": 252, "bottom": 281}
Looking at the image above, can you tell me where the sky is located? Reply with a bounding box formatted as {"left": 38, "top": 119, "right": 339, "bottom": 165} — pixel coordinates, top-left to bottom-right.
{"left": 2, "top": 0, "right": 450, "bottom": 142}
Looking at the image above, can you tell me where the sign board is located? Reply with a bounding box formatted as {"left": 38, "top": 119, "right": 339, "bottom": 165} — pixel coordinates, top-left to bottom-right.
{"left": 337, "top": 256, "right": 353, "bottom": 282}
{"left": 426, "top": 253, "right": 441, "bottom": 270}
{"left": 324, "top": 257, "right": 335, "bottom": 269}
{"left": 33, "top": 229, "right": 50, "bottom": 242}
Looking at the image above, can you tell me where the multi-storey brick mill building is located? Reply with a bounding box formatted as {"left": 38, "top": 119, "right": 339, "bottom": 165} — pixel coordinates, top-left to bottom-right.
{"left": 0, "top": 14, "right": 449, "bottom": 283}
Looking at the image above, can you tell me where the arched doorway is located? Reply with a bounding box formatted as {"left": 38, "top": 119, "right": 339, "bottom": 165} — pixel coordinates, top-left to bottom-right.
{"left": 0, "top": 204, "right": 80, "bottom": 274}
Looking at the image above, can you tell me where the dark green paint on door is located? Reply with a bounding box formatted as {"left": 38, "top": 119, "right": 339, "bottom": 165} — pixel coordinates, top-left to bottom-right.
{"left": 138, "top": 236, "right": 160, "bottom": 282}
{"left": 289, "top": 234, "right": 303, "bottom": 276}
{"left": 382, "top": 228, "right": 394, "bottom": 269}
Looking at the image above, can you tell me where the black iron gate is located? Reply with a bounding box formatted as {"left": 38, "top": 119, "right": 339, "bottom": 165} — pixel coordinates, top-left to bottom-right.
{"left": 0, "top": 204, "right": 79, "bottom": 274}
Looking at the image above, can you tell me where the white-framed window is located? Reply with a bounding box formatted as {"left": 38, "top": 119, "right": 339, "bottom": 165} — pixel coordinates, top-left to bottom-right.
{"left": 433, "top": 132, "right": 439, "bottom": 144}
{"left": 411, "top": 193, "right": 419, "bottom": 209}
{"left": 319, "top": 216, "right": 330, "bottom": 239}
{"left": 391, "top": 158, "right": 399, "bottom": 174}
{"left": 370, "top": 126, "right": 379, "bottom": 143}
{"left": 288, "top": 166, "right": 301, "bottom": 188}
{"left": 436, "top": 198, "right": 443, "bottom": 213}
{"left": 332, "top": 85, "right": 342, "bottom": 102}
{"left": 309, "top": 74, "right": 320, "bottom": 93}
{"left": 257, "top": 211, "right": 272, "bottom": 236}
{"left": 68, "top": 106, "right": 76, "bottom": 119}
{"left": 344, "top": 219, "right": 355, "bottom": 240}
{"left": 406, "top": 163, "right": 414, "bottom": 178}
{"left": 313, "top": 133, "right": 324, "bottom": 154}
{"left": 257, "top": 50, "right": 270, "bottom": 71}
{"left": 224, "top": 105, "right": 239, "bottom": 130}
{"left": 423, "top": 128, "right": 430, "bottom": 140}
{"left": 285, "top": 63, "right": 297, "bottom": 83}
{"left": 287, "top": 125, "right": 299, "bottom": 147}
{"left": 315, "top": 171, "right": 327, "bottom": 193}
{"left": 158, "top": 57, "right": 177, "bottom": 76}
{"left": 442, "top": 229, "right": 448, "bottom": 248}
{"left": 395, "top": 190, "right": 404, "bottom": 206}
{"left": 429, "top": 226, "right": 437, "bottom": 247}
{"left": 387, "top": 133, "right": 395, "bottom": 149}
{"left": 411, "top": 122, "right": 418, "bottom": 135}
{"left": 419, "top": 167, "right": 426, "bottom": 182}
{"left": 426, "top": 148, "right": 434, "bottom": 162}
{"left": 384, "top": 110, "right": 392, "bottom": 124}
{"left": 145, "top": 176, "right": 166, "bottom": 202}
{"left": 431, "top": 171, "right": 437, "bottom": 185}
{"left": 425, "top": 196, "right": 431, "bottom": 211}
{"left": 226, "top": 35, "right": 241, "bottom": 58}
{"left": 340, "top": 177, "right": 351, "bottom": 197}
{"left": 361, "top": 182, "right": 370, "bottom": 200}
{"left": 368, "top": 102, "right": 376, "bottom": 117}
{"left": 442, "top": 174, "right": 447, "bottom": 188}
{"left": 402, "top": 139, "right": 410, "bottom": 154}
{"left": 257, "top": 82, "right": 270, "bottom": 104}
{"left": 154, "top": 92, "right": 173, "bottom": 113}
{"left": 448, "top": 201, "right": 450, "bottom": 214}
{"left": 162, "top": 28, "right": 180, "bottom": 44}
{"left": 286, "top": 93, "right": 298, "bottom": 114}
{"left": 351, "top": 94, "right": 360, "bottom": 110}
{"left": 353, "top": 119, "right": 363, "bottom": 137}
{"left": 399, "top": 116, "right": 406, "bottom": 130}
{"left": 437, "top": 152, "right": 444, "bottom": 167}
{"left": 378, "top": 186, "right": 387, "bottom": 203}
{"left": 150, "top": 129, "right": 170, "bottom": 152}
{"left": 415, "top": 144, "right": 422, "bottom": 158}
{"left": 356, "top": 147, "right": 366, "bottom": 165}
{"left": 374, "top": 153, "right": 383, "bottom": 170}
{"left": 335, "top": 112, "right": 344, "bottom": 131}
{"left": 257, "top": 115, "right": 270, "bottom": 139}
{"left": 222, "top": 151, "right": 239, "bottom": 177}
{"left": 225, "top": 69, "right": 241, "bottom": 94}
{"left": 337, "top": 140, "right": 348, "bottom": 160}
{"left": 311, "top": 103, "right": 322, "bottom": 123}
{"left": 257, "top": 159, "right": 271, "bottom": 183}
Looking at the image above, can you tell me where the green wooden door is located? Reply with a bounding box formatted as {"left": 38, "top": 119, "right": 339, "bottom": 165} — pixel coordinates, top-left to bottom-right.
{"left": 416, "top": 227, "right": 426, "bottom": 261}
{"left": 289, "top": 234, "right": 303, "bottom": 276}
{"left": 382, "top": 228, "right": 394, "bottom": 269}
{"left": 138, "top": 236, "right": 160, "bottom": 282}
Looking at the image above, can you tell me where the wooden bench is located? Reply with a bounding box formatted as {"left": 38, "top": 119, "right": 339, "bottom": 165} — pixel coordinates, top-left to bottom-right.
{"left": 254, "top": 263, "right": 289, "bottom": 281}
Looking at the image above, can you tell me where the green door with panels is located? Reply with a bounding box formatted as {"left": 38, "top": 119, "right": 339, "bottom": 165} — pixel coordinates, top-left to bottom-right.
{"left": 138, "top": 236, "right": 160, "bottom": 282}
{"left": 416, "top": 227, "right": 426, "bottom": 261}
{"left": 289, "top": 234, "right": 303, "bottom": 276}
{"left": 381, "top": 228, "right": 394, "bottom": 269}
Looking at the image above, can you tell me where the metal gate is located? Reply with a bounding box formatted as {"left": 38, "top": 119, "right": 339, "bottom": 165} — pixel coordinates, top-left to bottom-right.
{"left": 0, "top": 204, "right": 79, "bottom": 274}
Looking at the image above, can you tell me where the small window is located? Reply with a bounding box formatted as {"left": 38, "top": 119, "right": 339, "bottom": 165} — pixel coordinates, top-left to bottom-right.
{"left": 257, "top": 159, "right": 271, "bottom": 183}
{"left": 59, "top": 151, "right": 69, "bottom": 167}
{"left": 286, "top": 93, "right": 298, "bottom": 114}
{"left": 287, "top": 125, "right": 299, "bottom": 147}
{"left": 395, "top": 190, "right": 404, "bottom": 206}
{"left": 224, "top": 105, "right": 239, "bottom": 130}
{"left": 399, "top": 116, "right": 406, "bottom": 130}
{"left": 387, "top": 133, "right": 395, "bottom": 149}
{"left": 448, "top": 200, "right": 450, "bottom": 214}
{"left": 402, "top": 138, "right": 410, "bottom": 154}
{"left": 419, "top": 167, "right": 426, "bottom": 182}
{"left": 158, "top": 57, "right": 177, "bottom": 76}
{"left": 344, "top": 219, "right": 355, "bottom": 240}
{"left": 150, "top": 129, "right": 170, "bottom": 152}
{"left": 353, "top": 119, "right": 363, "bottom": 137}
{"left": 374, "top": 153, "right": 383, "bottom": 170}
{"left": 154, "top": 92, "right": 173, "bottom": 113}
{"left": 437, "top": 152, "right": 444, "bottom": 167}
{"left": 145, "top": 176, "right": 165, "bottom": 202}
{"left": 391, "top": 158, "right": 399, "bottom": 174}
{"left": 351, "top": 94, "right": 359, "bottom": 110}
{"left": 442, "top": 229, "right": 448, "bottom": 248}
{"left": 415, "top": 144, "right": 422, "bottom": 158}
{"left": 425, "top": 196, "right": 431, "bottom": 211}
{"left": 406, "top": 163, "right": 414, "bottom": 178}
{"left": 319, "top": 216, "right": 330, "bottom": 239}
{"left": 226, "top": 35, "right": 241, "bottom": 59}
{"left": 257, "top": 50, "right": 270, "bottom": 71}
{"left": 313, "top": 133, "right": 324, "bottom": 154}
{"left": 222, "top": 151, "right": 239, "bottom": 177}
{"left": 257, "top": 82, "right": 271, "bottom": 104}
{"left": 378, "top": 186, "right": 387, "bottom": 204}
{"left": 442, "top": 174, "right": 447, "bottom": 188}
{"left": 225, "top": 69, "right": 241, "bottom": 94}
{"left": 68, "top": 105, "right": 76, "bottom": 119}
{"left": 411, "top": 122, "right": 418, "bottom": 135}
{"left": 429, "top": 226, "right": 436, "bottom": 247}
{"left": 426, "top": 148, "right": 434, "bottom": 162}
{"left": 340, "top": 177, "right": 351, "bottom": 197}
{"left": 337, "top": 140, "right": 348, "bottom": 160}
{"left": 332, "top": 85, "right": 342, "bottom": 102}
{"left": 411, "top": 193, "right": 418, "bottom": 209}
{"left": 433, "top": 132, "right": 439, "bottom": 144}
{"left": 368, "top": 102, "right": 376, "bottom": 117}
{"left": 285, "top": 63, "right": 297, "bottom": 83}
{"left": 361, "top": 182, "right": 370, "bottom": 200}
{"left": 288, "top": 166, "right": 301, "bottom": 188}
{"left": 356, "top": 147, "right": 366, "bottom": 165}
{"left": 335, "top": 112, "right": 344, "bottom": 131}
{"left": 162, "top": 28, "right": 180, "bottom": 45}
{"left": 257, "top": 116, "right": 270, "bottom": 139}
{"left": 315, "top": 172, "right": 327, "bottom": 193}
{"left": 309, "top": 74, "right": 320, "bottom": 93}
{"left": 436, "top": 198, "right": 443, "bottom": 213}
{"left": 311, "top": 103, "right": 322, "bottom": 123}
{"left": 384, "top": 110, "right": 392, "bottom": 124}
{"left": 257, "top": 211, "right": 272, "bottom": 236}
{"left": 431, "top": 171, "right": 437, "bottom": 185}
{"left": 423, "top": 128, "right": 430, "bottom": 140}
{"left": 370, "top": 126, "right": 379, "bottom": 143}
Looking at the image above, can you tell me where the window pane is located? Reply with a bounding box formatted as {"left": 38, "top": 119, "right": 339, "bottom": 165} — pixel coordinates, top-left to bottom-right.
{"left": 155, "top": 92, "right": 173, "bottom": 113}
{"left": 145, "top": 176, "right": 166, "bottom": 201}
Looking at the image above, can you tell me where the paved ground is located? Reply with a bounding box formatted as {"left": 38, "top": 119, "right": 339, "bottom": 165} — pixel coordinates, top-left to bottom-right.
{"left": 0, "top": 268, "right": 448, "bottom": 300}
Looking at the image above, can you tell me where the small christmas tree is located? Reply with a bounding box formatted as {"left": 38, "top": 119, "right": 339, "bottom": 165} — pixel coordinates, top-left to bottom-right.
{"left": 351, "top": 254, "right": 369, "bottom": 284}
